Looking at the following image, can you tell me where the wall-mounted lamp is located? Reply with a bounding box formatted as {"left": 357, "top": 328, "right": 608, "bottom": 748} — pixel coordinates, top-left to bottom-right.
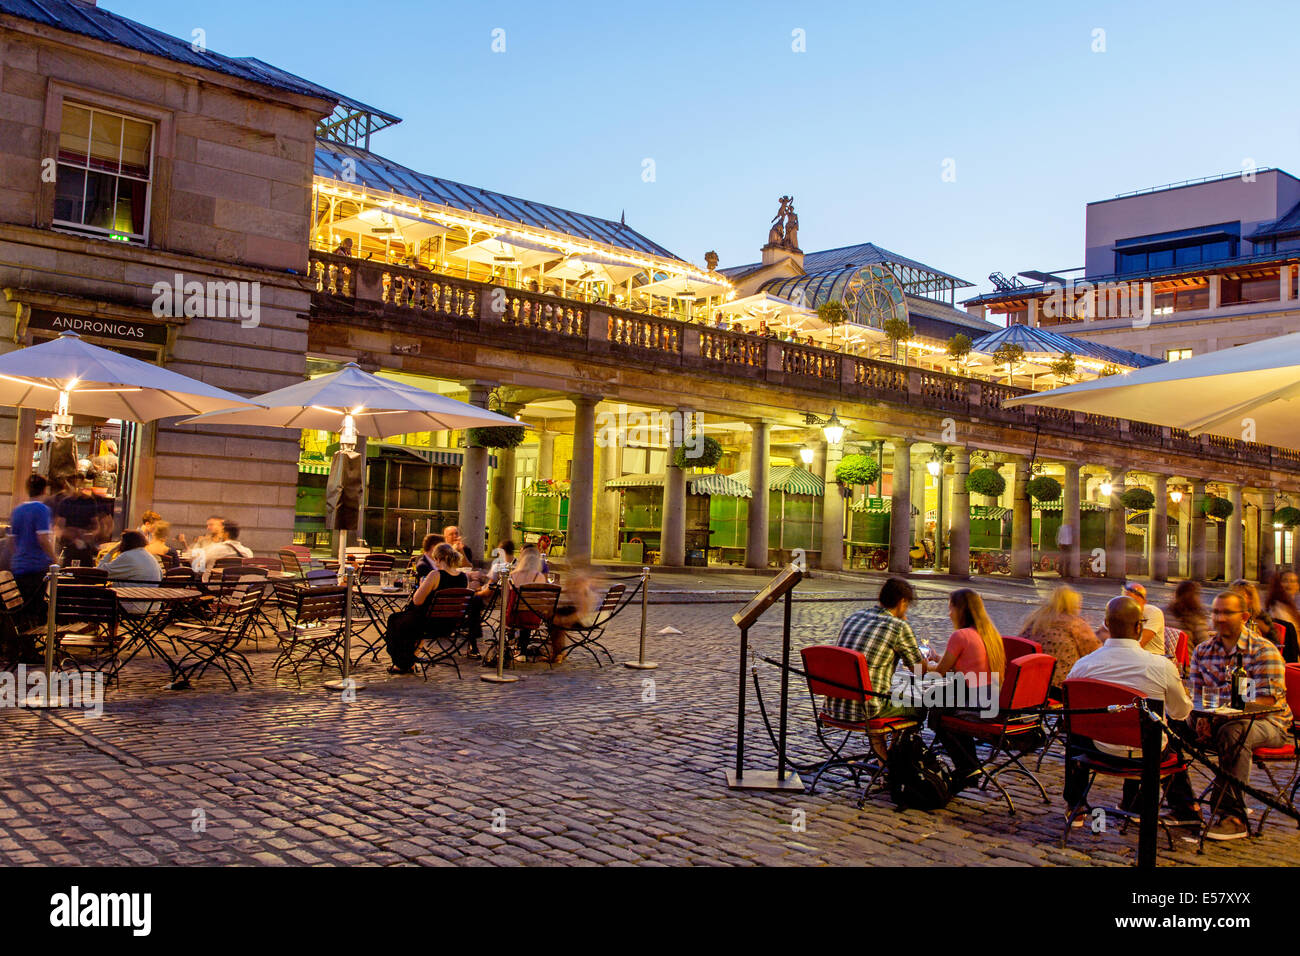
{"left": 799, "top": 446, "right": 814, "bottom": 466}
{"left": 803, "top": 409, "right": 845, "bottom": 445}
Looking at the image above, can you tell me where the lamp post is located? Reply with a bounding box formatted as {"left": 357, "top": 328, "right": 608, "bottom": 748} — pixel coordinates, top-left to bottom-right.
{"left": 929, "top": 446, "right": 947, "bottom": 571}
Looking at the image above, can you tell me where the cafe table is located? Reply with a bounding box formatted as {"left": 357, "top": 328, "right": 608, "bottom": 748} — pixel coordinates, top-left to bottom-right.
{"left": 353, "top": 583, "right": 413, "bottom": 661}
{"left": 110, "top": 586, "right": 204, "bottom": 689}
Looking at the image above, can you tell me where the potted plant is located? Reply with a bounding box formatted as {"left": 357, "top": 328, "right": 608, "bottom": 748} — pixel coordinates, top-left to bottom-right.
{"left": 816, "top": 300, "right": 850, "bottom": 351}
{"left": 1120, "top": 487, "right": 1156, "bottom": 511}
{"left": 672, "top": 435, "right": 723, "bottom": 469}
{"left": 991, "top": 342, "right": 1026, "bottom": 385}
{"left": 946, "top": 333, "right": 972, "bottom": 374}
{"left": 467, "top": 424, "right": 526, "bottom": 449}
{"left": 1026, "top": 475, "right": 1062, "bottom": 503}
{"left": 834, "top": 454, "right": 881, "bottom": 489}
{"left": 883, "top": 317, "right": 914, "bottom": 366}
{"left": 967, "top": 467, "right": 1006, "bottom": 502}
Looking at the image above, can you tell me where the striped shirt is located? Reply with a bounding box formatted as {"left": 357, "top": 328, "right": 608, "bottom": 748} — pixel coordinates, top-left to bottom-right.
{"left": 827, "top": 605, "right": 924, "bottom": 721}
{"left": 1189, "top": 628, "right": 1292, "bottom": 731}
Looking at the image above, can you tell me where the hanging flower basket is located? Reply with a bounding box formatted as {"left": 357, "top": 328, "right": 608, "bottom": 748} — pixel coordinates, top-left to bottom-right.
{"left": 466, "top": 425, "right": 526, "bottom": 449}
{"left": 527, "top": 478, "right": 569, "bottom": 497}
{"left": 967, "top": 467, "right": 1006, "bottom": 499}
{"left": 1120, "top": 487, "right": 1155, "bottom": 511}
{"left": 1026, "top": 475, "right": 1062, "bottom": 503}
{"left": 835, "top": 454, "right": 881, "bottom": 487}
{"left": 1201, "top": 495, "right": 1233, "bottom": 519}
{"left": 1274, "top": 506, "right": 1300, "bottom": 528}
{"left": 672, "top": 435, "right": 723, "bottom": 469}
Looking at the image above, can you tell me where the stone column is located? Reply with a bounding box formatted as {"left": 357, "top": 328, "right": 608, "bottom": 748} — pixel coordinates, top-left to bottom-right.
{"left": 567, "top": 395, "right": 599, "bottom": 566}
{"left": 910, "top": 458, "right": 926, "bottom": 546}
{"left": 457, "top": 384, "right": 493, "bottom": 560}
{"left": 1261, "top": 491, "right": 1276, "bottom": 583}
{"left": 948, "top": 447, "right": 970, "bottom": 578}
{"left": 1105, "top": 468, "right": 1128, "bottom": 580}
{"left": 659, "top": 409, "right": 689, "bottom": 568}
{"left": 888, "top": 439, "right": 912, "bottom": 574}
{"left": 821, "top": 440, "right": 845, "bottom": 571}
{"left": 487, "top": 402, "right": 524, "bottom": 550}
{"left": 1062, "top": 461, "right": 1082, "bottom": 579}
{"left": 1190, "top": 480, "right": 1208, "bottom": 581}
{"left": 745, "top": 421, "right": 771, "bottom": 569}
{"left": 1151, "top": 474, "right": 1169, "bottom": 582}
{"left": 1226, "top": 483, "right": 1244, "bottom": 581}
{"left": 594, "top": 421, "right": 620, "bottom": 561}
{"left": 536, "top": 430, "right": 556, "bottom": 481}
{"left": 1010, "top": 455, "right": 1032, "bottom": 578}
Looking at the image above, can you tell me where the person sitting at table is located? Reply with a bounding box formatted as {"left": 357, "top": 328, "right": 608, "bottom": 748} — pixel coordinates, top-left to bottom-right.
{"left": 384, "top": 543, "right": 468, "bottom": 674}
{"left": 191, "top": 520, "right": 252, "bottom": 574}
{"left": 825, "top": 577, "right": 932, "bottom": 762}
{"left": 98, "top": 530, "right": 162, "bottom": 615}
{"left": 442, "top": 525, "right": 474, "bottom": 567}
{"left": 178, "top": 515, "right": 224, "bottom": 553}
{"left": 145, "top": 520, "right": 180, "bottom": 569}
{"left": 1265, "top": 570, "right": 1300, "bottom": 662}
{"left": 1120, "top": 581, "right": 1165, "bottom": 656}
{"left": 928, "top": 588, "right": 1007, "bottom": 791}
{"left": 138, "top": 510, "right": 161, "bottom": 538}
{"left": 504, "top": 546, "right": 550, "bottom": 660}
{"left": 412, "top": 533, "right": 442, "bottom": 581}
{"left": 545, "top": 567, "right": 604, "bottom": 664}
{"left": 477, "top": 539, "right": 515, "bottom": 595}
{"left": 1020, "top": 585, "right": 1100, "bottom": 697}
{"left": 1229, "top": 579, "right": 1272, "bottom": 641}
{"left": 1165, "top": 579, "right": 1211, "bottom": 651}
{"left": 7, "top": 474, "right": 56, "bottom": 659}
{"left": 1186, "top": 589, "right": 1292, "bottom": 841}
{"left": 1064, "top": 595, "right": 1201, "bottom": 828}
{"left": 332, "top": 237, "right": 354, "bottom": 257}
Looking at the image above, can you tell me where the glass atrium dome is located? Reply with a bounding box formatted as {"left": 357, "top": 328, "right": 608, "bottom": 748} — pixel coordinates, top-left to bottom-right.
{"left": 759, "top": 263, "right": 909, "bottom": 330}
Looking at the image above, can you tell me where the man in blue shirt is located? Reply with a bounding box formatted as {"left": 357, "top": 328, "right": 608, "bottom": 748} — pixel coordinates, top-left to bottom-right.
{"left": 7, "top": 475, "right": 55, "bottom": 662}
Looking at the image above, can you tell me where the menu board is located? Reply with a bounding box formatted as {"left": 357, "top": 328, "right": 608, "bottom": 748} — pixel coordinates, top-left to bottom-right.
{"left": 731, "top": 564, "right": 802, "bottom": 629}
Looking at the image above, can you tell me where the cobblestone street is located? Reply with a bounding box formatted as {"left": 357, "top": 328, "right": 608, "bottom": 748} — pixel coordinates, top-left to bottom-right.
{"left": 1, "top": 570, "right": 1296, "bottom": 867}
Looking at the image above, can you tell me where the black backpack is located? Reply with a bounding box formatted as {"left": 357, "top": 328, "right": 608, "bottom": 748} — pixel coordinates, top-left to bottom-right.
{"left": 886, "top": 730, "right": 953, "bottom": 811}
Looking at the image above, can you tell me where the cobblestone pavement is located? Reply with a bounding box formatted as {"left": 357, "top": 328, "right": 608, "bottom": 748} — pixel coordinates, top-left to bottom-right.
{"left": 1, "top": 570, "right": 1295, "bottom": 867}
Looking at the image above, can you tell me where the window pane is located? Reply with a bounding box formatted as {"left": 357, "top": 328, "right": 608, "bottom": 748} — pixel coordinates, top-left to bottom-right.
{"left": 88, "top": 112, "right": 123, "bottom": 175}
{"left": 1175, "top": 245, "right": 1202, "bottom": 265}
{"left": 121, "top": 119, "right": 152, "bottom": 179}
{"left": 1202, "top": 241, "right": 1230, "bottom": 261}
{"left": 53, "top": 166, "right": 86, "bottom": 223}
{"left": 58, "top": 104, "right": 91, "bottom": 165}
{"left": 113, "top": 177, "right": 148, "bottom": 235}
{"left": 1148, "top": 249, "right": 1174, "bottom": 269}
{"left": 83, "top": 170, "right": 118, "bottom": 229}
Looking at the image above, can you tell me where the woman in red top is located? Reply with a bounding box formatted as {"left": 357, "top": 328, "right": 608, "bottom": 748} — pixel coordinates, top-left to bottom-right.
{"left": 930, "top": 588, "right": 1006, "bottom": 687}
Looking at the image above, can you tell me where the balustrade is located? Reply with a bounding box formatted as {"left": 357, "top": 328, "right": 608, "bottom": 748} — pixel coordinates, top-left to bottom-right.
{"left": 608, "top": 313, "right": 678, "bottom": 352}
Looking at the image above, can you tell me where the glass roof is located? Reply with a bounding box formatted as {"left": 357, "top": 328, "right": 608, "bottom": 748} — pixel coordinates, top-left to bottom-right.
{"left": 759, "top": 264, "right": 909, "bottom": 330}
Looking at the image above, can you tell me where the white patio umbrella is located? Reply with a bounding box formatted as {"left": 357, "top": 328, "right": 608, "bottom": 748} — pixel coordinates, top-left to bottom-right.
{"left": 544, "top": 253, "right": 641, "bottom": 286}
{"left": 447, "top": 234, "right": 563, "bottom": 271}
{"left": 0, "top": 332, "right": 261, "bottom": 421}
{"left": 714, "top": 293, "right": 822, "bottom": 332}
{"left": 330, "top": 207, "right": 450, "bottom": 246}
{"left": 634, "top": 273, "right": 730, "bottom": 299}
{"left": 1003, "top": 331, "right": 1300, "bottom": 446}
{"left": 182, "top": 361, "right": 524, "bottom": 692}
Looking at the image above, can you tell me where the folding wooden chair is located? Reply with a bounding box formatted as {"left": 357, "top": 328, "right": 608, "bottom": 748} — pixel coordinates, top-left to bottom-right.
{"left": 273, "top": 586, "right": 347, "bottom": 686}
{"left": 558, "top": 583, "right": 628, "bottom": 666}
{"left": 1249, "top": 663, "right": 1300, "bottom": 836}
{"left": 170, "top": 588, "right": 263, "bottom": 689}
{"left": 412, "top": 587, "right": 475, "bottom": 679}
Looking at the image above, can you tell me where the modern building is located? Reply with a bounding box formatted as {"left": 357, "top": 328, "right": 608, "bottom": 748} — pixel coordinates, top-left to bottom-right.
{"left": 964, "top": 167, "right": 1300, "bottom": 363}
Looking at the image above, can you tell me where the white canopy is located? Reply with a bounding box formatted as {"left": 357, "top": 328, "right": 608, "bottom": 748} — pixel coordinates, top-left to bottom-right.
{"left": 1004, "top": 331, "right": 1300, "bottom": 446}
{"left": 330, "top": 207, "right": 450, "bottom": 245}
{"left": 0, "top": 332, "right": 260, "bottom": 421}
{"left": 634, "top": 273, "right": 730, "bottom": 299}
{"left": 544, "top": 253, "right": 641, "bottom": 286}
{"left": 714, "top": 293, "right": 820, "bottom": 328}
{"left": 181, "top": 362, "right": 522, "bottom": 437}
{"left": 447, "top": 234, "right": 563, "bottom": 270}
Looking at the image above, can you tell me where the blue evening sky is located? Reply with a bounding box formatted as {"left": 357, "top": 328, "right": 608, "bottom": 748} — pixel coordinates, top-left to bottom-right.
{"left": 116, "top": 0, "right": 1299, "bottom": 296}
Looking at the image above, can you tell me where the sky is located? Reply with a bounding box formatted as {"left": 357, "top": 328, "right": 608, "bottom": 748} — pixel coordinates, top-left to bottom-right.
{"left": 115, "top": 0, "right": 1300, "bottom": 296}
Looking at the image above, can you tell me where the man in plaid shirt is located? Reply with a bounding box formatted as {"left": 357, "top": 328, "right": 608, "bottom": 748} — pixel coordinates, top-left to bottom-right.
{"left": 827, "top": 577, "right": 926, "bottom": 725}
{"left": 1187, "top": 589, "right": 1292, "bottom": 841}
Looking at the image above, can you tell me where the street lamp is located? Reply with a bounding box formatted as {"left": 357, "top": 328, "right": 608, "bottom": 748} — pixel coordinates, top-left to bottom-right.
{"left": 927, "top": 457, "right": 941, "bottom": 478}
{"left": 1100, "top": 480, "right": 1113, "bottom": 498}
{"left": 803, "top": 409, "right": 845, "bottom": 445}
{"left": 1169, "top": 488, "right": 1183, "bottom": 504}
{"left": 799, "top": 446, "right": 814, "bottom": 466}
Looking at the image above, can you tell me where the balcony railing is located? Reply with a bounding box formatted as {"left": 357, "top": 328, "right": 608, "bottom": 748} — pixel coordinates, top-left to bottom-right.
{"left": 308, "top": 251, "right": 1300, "bottom": 475}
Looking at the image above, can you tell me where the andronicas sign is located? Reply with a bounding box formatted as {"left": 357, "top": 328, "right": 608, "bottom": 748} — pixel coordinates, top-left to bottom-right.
{"left": 27, "top": 309, "right": 169, "bottom": 347}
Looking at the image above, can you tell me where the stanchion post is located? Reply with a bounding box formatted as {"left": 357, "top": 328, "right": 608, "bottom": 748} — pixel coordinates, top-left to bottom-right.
{"left": 624, "top": 566, "right": 658, "bottom": 670}
{"left": 482, "top": 579, "right": 519, "bottom": 684}
{"left": 26, "top": 564, "right": 61, "bottom": 709}
{"left": 1137, "top": 698, "right": 1161, "bottom": 869}
{"left": 324, "top": 564, "right": 364, "bottom": 692}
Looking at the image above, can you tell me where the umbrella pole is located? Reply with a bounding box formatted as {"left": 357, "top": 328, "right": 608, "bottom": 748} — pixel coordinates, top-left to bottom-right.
{"left": 325, "top": 564, "right": 364, "bottom": 693}
{"left": 26, "top": 565, "right": 62, "bottom": 709}
{"left": 482, "top": 580, "right": 518, "bottom": 684}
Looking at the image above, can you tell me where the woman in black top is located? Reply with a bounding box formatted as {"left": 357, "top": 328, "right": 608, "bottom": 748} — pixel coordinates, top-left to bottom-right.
{"left": 412, "top": 533, "right": 444, "bottom": 581}
{"left": 385, "top": 543, "right": 466, "bottom": 673}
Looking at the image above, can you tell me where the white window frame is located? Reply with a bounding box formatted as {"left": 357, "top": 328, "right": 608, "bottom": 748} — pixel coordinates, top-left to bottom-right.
{"left": 51, "top": 102, "right": 156, "bottom": 245}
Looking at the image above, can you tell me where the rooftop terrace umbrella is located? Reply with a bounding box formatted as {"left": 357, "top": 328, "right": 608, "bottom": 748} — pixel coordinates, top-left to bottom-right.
{"left": 1003, "top": 330, "right": 1300, "bottom": 447}
{"left": 330, "top": 207, "right": 450, "bottom": 246}
{"left": 448, "top": 234, "right": 563, "bottom": 271}
{"left": 715, "top": 293, "right": 822, "bottom": 333}
{"left": 544, "top": 253, "right": 641, "bottom": 286}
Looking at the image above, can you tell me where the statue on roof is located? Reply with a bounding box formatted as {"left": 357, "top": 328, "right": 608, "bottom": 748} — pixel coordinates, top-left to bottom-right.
{"left": 765, "top": 196, "right": 800, "bottom": 251}
{"left": 704, "top": 250, "right": 719, "bottom": 272}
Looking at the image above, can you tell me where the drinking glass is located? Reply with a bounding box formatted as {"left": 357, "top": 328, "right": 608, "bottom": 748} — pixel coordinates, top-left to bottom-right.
{"left": 1201, "top": 687, "right": 1220, "bottom": 711}
{"left": 380, "top": 571, "right": 393, "bottom": 589}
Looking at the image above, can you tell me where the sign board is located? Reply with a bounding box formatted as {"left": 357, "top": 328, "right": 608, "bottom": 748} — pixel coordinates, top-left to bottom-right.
{"left": 27, "top": 309, "right": 169, "bottom": 347}
{"left": 732, "top": 563, "right": 802, "bottom": 629}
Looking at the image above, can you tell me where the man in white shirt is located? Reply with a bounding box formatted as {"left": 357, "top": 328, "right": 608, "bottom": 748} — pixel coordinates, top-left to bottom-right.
{"left": 1121, "top": 581, "right": 1166, "bottom": 656}
{"left": 192, "top": 520, "right": 253, "bottom": 574}
{"left": 1065, "top": 595, "right": 1200, "bottom": 826}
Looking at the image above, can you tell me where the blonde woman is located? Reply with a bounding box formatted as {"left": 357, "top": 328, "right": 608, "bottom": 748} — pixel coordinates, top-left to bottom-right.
{"left": 1021, "top": 585, "right": 1100, "bottom": 695}
{"left": 931, "top": 588, "right": 1006, "bottom": 687}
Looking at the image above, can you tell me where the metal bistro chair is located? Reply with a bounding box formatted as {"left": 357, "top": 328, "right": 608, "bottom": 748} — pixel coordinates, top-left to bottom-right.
{"left": 931, "top": 653, "right": 1056, "bottom": 813}
{"left": 1248, "top": 663, "right": 1300, "bottom": 836}
{"left": 799, "top": 644, "right": 919, "bottom": 806}
{"left": 0, "top": 569, "right": 41, "bottom": 666}
{"left": 170, "top": 587, "right": 264, "bottom": 689}
{"left": 412, "top": 587, "right": 476, "bottom": 679}
{"left": 506, "top": 583, "right": 562, "bottom": 663}
{"left": 557, "top": 583, "right": 628, "bottom": 666}
{"left": 210, "top": 566, "right": 271, "bottom": 646}
{"left": 273, "top": 585, "right": 348, "bottom": 687}
{"left": 356, "top": 553, "right": 394, "bottom": 584}
{"left": 58, "top": 566, "right": 109, "bottom": 585}
{"left": 48, "top": 584, "right": 122, "bottom": 681}
{"left": 1060, "top": 678, "right": 1188, "bottom": 850}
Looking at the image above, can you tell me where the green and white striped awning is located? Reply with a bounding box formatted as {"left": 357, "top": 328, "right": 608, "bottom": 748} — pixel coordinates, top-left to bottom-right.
{"left": 604, "top": 472, "right": 751, "bottom": 497}
{"left": 299, "top": 444, "right": 496, "bottom": 476}
{"left": 850, "top": 496, "right": 892, "bottom": 514}
{"left": 1036, "top": 500, "right": 1107, "bottom": 512}
{"left": 973, "top": 506, "right": 1011, "bottom": 520}
{"left": 729, "top": 466, "right": 825, "bottom": 496}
